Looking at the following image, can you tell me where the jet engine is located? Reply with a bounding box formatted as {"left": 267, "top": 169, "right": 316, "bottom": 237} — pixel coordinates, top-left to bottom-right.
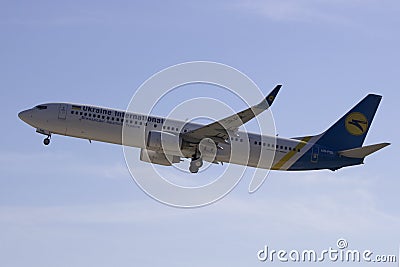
{"left": 140, "top": 148, "right": 180, "bottom": 166}
{"left": 146, "top": 130, "right": 183, "bottom": 155}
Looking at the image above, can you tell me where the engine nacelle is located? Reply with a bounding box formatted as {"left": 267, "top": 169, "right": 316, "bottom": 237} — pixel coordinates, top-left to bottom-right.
{"left": 146, "top": 130, "right": 182, "bottom": 155}
{"left": 140, "top": 149, "right": 180, "bottom": 166}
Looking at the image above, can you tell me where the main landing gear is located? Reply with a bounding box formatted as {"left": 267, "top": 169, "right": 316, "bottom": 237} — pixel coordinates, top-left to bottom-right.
{"left": 189, "top": 156, "right": 203, "bottom": 173}
{"left": 43, "top": 135, "right": 51, "bottom": 146}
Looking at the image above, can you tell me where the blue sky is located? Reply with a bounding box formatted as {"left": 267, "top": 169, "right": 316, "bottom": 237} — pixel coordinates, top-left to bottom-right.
{"left": 1, "top": 1, "right": 399, "bottom": 266}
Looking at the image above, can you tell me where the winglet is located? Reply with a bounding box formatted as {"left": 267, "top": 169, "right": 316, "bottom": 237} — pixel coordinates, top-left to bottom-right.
{"left": 266, "top": 84, "right": 282, "bottom": 106}
{"left": 255, "top": 84, "right": 282, "bottom": 110}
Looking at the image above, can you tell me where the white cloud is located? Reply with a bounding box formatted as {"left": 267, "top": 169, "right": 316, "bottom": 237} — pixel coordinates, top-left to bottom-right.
{"left": 3, "top": 169, "right": 394, "bottom": 236}
{"left": 0, "top": 150, "right": 127, "bottom": 180}
{"left": 208, "top": 170, "right": 400, "bottom": 237}
{"left": 233, "top": 0, "right": 374, "bottom": 24}
{"left": 0, "top": 201, "right": 173, "bottom": 225}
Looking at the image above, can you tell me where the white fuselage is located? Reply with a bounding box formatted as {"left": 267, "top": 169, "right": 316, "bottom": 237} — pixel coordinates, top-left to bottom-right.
{"left": 19, "top": 103, "right": 317, "bottom": 170}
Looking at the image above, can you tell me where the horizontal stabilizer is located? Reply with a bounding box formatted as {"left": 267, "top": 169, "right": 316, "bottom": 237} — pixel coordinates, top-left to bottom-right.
{"left": 338, "top": 143, "right": 390, "bottom": 158}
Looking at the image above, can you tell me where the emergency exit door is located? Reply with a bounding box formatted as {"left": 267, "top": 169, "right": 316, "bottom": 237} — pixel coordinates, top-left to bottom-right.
{"left": 58, "top": 104, "right": 67, "bottom": 120}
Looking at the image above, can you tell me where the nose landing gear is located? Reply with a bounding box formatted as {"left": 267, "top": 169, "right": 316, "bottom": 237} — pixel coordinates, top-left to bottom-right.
{"left": 43, "top": 135, "right": 51, "bottom": 146}
{"left": 36, "top": 128, "right": 52, "bottom": 146}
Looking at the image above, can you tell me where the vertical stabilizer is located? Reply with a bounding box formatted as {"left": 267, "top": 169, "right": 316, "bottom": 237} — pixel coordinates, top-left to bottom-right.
{"left": 316, "top": 94, "right": 382, "bottom": 150}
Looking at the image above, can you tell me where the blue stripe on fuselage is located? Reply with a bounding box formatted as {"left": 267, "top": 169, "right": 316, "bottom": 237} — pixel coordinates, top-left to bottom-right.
{"left": 287, "top": 144, "right": 363, "bottom": 171}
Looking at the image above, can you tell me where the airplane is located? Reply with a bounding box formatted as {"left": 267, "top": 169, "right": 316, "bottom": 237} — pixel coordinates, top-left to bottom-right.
{"left": 18, "top": 85, "right": 390, "bottom": 173}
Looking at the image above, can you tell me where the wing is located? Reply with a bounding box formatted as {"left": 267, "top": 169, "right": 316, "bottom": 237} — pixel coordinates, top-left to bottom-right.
{"left": 181, "top": 85, "right": 281, "bottom": 143}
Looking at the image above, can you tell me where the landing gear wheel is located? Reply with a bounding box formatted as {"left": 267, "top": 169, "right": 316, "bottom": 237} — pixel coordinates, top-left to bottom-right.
{"left": 189, "top": 157, "right": 203, "bottom": 173}
{"left": 43, "top": 137, "right": 50, "bottom": 146}
{"left": 189, "top": 165, "right": 199, "bottom": 173}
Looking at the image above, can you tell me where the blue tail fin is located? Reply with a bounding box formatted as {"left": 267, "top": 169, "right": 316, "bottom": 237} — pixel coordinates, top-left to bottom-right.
{"left": 316, "top": 94, "right": 382, "bottom": 151}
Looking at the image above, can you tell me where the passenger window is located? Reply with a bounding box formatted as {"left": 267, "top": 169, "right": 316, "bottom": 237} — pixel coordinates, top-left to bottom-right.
{"left": 112, "top": 117, "right": 114, "bottom": 121}
{"left": 240, "top": 139, "right": 243, "bottom": 142}
{"left": 154, "top": 124, "right": 157, "bottom": 128}
{"left": 84, "top": 113, "right": 87, "bottom": 116}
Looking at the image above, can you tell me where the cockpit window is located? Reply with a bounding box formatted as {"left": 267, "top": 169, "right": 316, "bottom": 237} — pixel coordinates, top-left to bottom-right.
{"left": 35, "top": 105, "right": 48, "bottom": 110}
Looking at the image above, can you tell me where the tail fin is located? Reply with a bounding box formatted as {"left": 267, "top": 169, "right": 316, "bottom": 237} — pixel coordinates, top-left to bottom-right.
{"left": 316, "top": 94, "right": 382, "bottom": 150}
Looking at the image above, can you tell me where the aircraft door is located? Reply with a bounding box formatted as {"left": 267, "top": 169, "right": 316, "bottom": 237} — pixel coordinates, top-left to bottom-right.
{"left": 311, "top": 146, "right": 319, "bottom": 163}
{"left": 58, "top": 104, "right": 67, "bottom": 120}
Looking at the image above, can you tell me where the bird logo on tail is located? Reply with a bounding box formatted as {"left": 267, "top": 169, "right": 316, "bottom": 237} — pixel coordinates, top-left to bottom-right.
{"left": 345, "top": 112, "right": 368, "bottom": 136}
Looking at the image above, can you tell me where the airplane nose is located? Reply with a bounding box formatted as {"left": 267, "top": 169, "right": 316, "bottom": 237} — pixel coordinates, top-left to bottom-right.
{"left": 18, "top": 110, "right": 30, "bottom": 123}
